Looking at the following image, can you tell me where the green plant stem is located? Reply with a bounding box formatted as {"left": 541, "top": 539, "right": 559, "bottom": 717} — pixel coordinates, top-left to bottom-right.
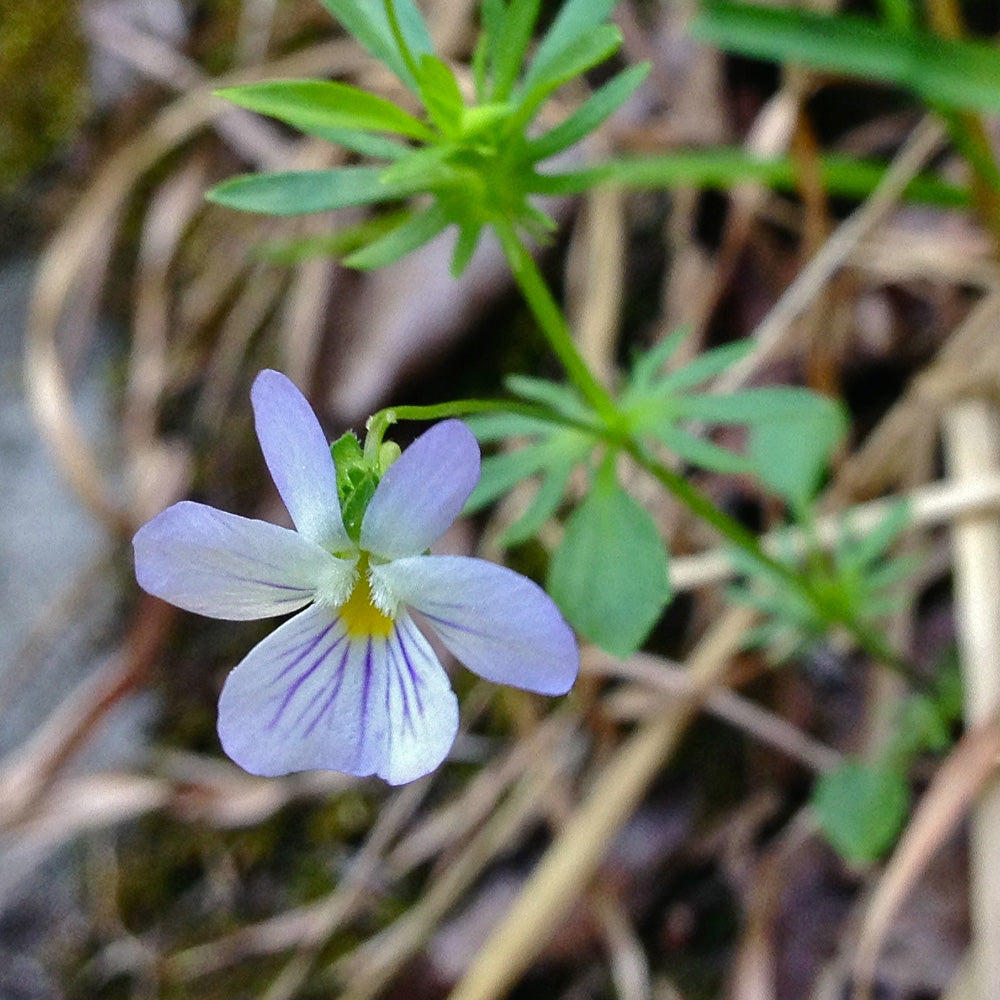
{"left": 369, "top": 397, "right": 601, "bottom": 433}
{"left": 493, "top": 220, "right": 620, "bottom": 424}
{"left": 627, "top": 442, "right": 797, "bottom": 587}
{"left": 628, "top": 441, "right": 913, "bottom": 674}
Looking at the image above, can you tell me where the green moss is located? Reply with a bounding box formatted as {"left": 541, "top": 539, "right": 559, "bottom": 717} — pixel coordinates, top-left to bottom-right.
{"left": 0, "top": 1, "right": 88, "bottom": 188}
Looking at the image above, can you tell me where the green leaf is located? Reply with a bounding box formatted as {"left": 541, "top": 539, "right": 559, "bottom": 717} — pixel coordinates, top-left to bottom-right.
{"left": 525, "top": 0, "right": 618, "bottom": 91}
{"left": 812, "top": 760, "right": 909, "bottom": 862}
{"left": 692, "top": 3, "right": 1000, "bottom": 115}
{"left": 653, "top": 340, "right": 754, "bottom": 395}
{"left": 652, "top": 424, "right": 752, "bottom": 475}
{"left": 530, "top": 150, "right": 968, "bottom": 208}
{"left": 464, "top": 412, "right": 556, "bottom": 442}
{"left": 379, "top": 144, "right": 458, "bottom": 190}
{"left": 837, "top": 500, "right": 912, "bottom": 572}
{"left": 206, "top": 167, "right": 410, "bottom": 215}
{"left": 318, "top": 0, "right": 433, "bottom": 91}
{"left": 500, "top": 452, "right": 580, "bottom": 547}
{"left": 417, "top": 54, "right": 465, "bottom": 136}
{"left": 492, "top": 0, "right": 542, "bottom": 101}
{"left": 477, "top": 0, "right": 507, "bottom": 100}
{"left": 343, "top": 202, "right": 450, "bottom": 269}
{"left": 467, "top": 442, "right": 557, "bottom": 511}
{"left": 451, "top": 223, "right": 483, "bottom": 277}
{"left": 505, "top": 375, "right": 593, "bottom": 422}
{"left": 548, "top": 459, "right": 671, "bottom": 657}
{"left": 304, "top": 127, "right": 410, "bottom": 161}
{"left": 256, "top": 210, "right": 410, "bottom": 262}
{"left": 517, "top": 25, "right": 623, "bottom": 122}
{"left": 528, "top": 63, "right": 651, "bottom": 162}
{"left": 745, "top": 390, "right": 848, "bottom": 507}
{"left": 626, "top": 328, "right": 689, "bottom": 395}
{"left": 216, "top": 80, "right": 436, "bottom": 142}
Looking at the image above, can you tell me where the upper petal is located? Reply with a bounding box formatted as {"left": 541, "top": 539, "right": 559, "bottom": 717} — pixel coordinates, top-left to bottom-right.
{"left": 251, "top": 369, "right": 351, "bottom": 552}
{"left": 361, "top": 420, "right": 480, "bottom": 559}
{"left": 217, "top": 604, "right": 458, "bottom": 783}
{"left": 134, "top": 501, "right": 352, "bottom": 620}
{"left": 374, "top": 555, "right": 578, "bottom": 695}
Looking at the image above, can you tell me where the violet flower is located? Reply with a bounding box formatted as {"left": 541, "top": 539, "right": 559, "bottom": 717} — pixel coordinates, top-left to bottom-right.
{"left": 134, "top": 370, "right": 578, "bottom": 784}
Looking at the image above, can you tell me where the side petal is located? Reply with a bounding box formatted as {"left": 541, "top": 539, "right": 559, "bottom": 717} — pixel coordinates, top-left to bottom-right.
{"left": 134, "top": 501, "right": 352, "bottom": 620}
{"left": 361, "top": 420, "right": 480, "bottom": 559}
{"left": 374, "top": 555, "right": 578, "bottom": 695}
{"left": 217, "top": 604, "right": 458, "bottom": 783}
{"left": 251, "top": 369, "right": 350, "bottom": 551}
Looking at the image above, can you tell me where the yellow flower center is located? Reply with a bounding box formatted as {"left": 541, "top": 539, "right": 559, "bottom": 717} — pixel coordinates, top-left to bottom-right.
{"left": 339, "top": 555, "right": 394, "bottom": 638}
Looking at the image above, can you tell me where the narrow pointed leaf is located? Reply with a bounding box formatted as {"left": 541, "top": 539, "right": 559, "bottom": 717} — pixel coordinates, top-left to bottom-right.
{"left": 626, "top": 328, "right": 689, "bottom": 395}
{"left": 451, "top": 223, "right": 483, "bottom": 276}
{"left": 417, "top": 54, "right": 465, "bottom": 136}
{"left": 505, "top": 375, "right": 592, "bottom": 422}
{"left": 838, "top": 501, "right": 912, "bottom": 573}
{"left": 528, "top": 63, "right": 650, "bottom": 161}
{"left": 518, "top": 26, "right": 623, "bottom": 120}
{"left": 466, "top": 440, "right": 561, "bottom": 511}
{"left": 654, "top": 339, "right": 754, "bottom": 394}
{"left": 207, "top": 167, "right": 410, "bottom": 215}
{"left": 216, "top": 80, "right": 436, "bottom": 142}
{"left": 525, "top": 0, "right": 618, "bottom": 91}
{"left": 343, "top": 203, "right": 450, "bottom": 269}
{"left": 500, "top": 453, "right": 580, "bottom": 547}
{"left": 318, "top": 0, "right": 433, "bottom": 91}
{"left": 492, "top": 0, "right": 543, "bottom": 101}
{"left": 653, "top": 425, "right": 753, "bottom": 475}
{"left": 693, "top": 3, "right": 1000, "bottom": 115}
{"left": 530, "top": 150, "right": 968, "bottom": 208}
{"left": 305, "top": 127, "right": 410, "bottom": 160}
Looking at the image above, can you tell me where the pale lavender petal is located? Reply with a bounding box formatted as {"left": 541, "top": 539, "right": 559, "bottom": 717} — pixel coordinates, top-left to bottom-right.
{"left": 361, "top": 420, "right": 480, "bottom": 559}
{"left": 134, "top": 501, "right": 352, "bottom": 620}
{"left": 217, "top": 604, "right": 458, "bottom": 783}
{"left": 381, "top": 612, "right": 459, "bottom": 784}
{"left": 251, "top": 369, "right": 350, "bottom": 551}
{"left": 374, "top": 555, "right": 578, "bottom": 695}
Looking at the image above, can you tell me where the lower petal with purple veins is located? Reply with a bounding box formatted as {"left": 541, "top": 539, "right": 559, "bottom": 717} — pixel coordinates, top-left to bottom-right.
{"left": 217, "top": 603, "right": 458, "bottom": 783}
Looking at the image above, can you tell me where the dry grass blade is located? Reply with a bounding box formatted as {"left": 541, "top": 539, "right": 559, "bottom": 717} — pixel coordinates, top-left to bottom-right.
{"left": 447, "top": 606, "right": 755, "bottom": 1000}
{"left": 942, "top": 399, "right": 1000, "bottom": 1000}
{"left": 714, "top": 116, "right": 945, "bottom": 394}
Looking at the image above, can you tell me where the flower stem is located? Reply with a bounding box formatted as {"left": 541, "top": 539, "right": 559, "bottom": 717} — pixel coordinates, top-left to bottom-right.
{"left": 493, "top": 221, "right": 620, "bottom": 424}
{"left": 371, "top": 396, "right": 599, "bottom": 432}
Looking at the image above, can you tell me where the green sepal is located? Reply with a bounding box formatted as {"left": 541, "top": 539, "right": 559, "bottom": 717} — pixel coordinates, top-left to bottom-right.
{"left": 331, "top": 431, "right": 379, "bottom": 543}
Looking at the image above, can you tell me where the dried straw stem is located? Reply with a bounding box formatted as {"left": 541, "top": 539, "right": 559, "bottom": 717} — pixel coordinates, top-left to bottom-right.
{"left": 942, "top": 399, "right": 1000, "bottom": 1000}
